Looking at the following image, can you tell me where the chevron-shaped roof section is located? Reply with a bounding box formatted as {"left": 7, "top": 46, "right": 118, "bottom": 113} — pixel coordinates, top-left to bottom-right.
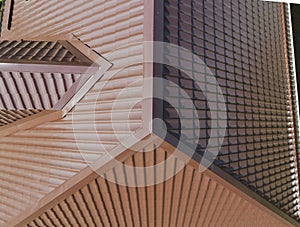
{"left": 0, "top": 36, "right": 112, "bottom": 138}
{"left": 0, "top": 34, "right": 143, "bottom": 227}
{"left": 0, "top": 38, "right": 103, "bottom": 110}
{"left": 6, "top": 133, "right": 297, "bottom": 227}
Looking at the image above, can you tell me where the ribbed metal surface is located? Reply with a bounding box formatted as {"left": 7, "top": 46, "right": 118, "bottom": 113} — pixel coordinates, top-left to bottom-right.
{"left": 0, "top": 0, "right": 145, "bottom": 110}
{"left": 0, "top": 38, "right": 97, "bottom": 110}
{"left": 2, "top": 0, "right": 145, "bottom": 56}
{"left": 0, "top": 72, "right": 80, "bottom": 109}
{"left": 0, "top": 63, "right": 143, "bottom": 226}
{"left": 0, "top": 109, "right": 40, "bottom": 126}
{"left": 0, "top": 0, "right": 145, "bottom": 225}
{"left": 160, "top": 0, "right": 300, "bottom": 220}
{"left": 26, "top": 146, "right": 291, "bottom": 227}
{"left": 0, "top": 40, "right": 81, "bottom": 63}
{"left": 0, "top": 0, "right": 6, "bottom": 35}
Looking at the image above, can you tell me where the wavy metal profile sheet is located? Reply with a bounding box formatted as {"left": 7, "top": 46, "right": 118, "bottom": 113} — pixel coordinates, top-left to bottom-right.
{"left": 0, "top": 39, "right": 94, "bottom": 109}
{"left": 0, "top": 72, "right": 80, "bottom": 109}
{"left": 0, "top": 40, "right": 81, "bottom": 63}
{"left": 0, "top": 109, "right": 40, "bottom": 126}
{"left": 26, "top": 146, "right": 291, "bottom": 227}
{"left": 0, "top": 0, "right": 145, "bottom": 226}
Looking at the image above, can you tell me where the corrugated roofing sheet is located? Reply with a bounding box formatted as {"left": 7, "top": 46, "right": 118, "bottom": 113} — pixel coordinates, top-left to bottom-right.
{"left": 0, "top": 109, "right": 40, "bottom": 126}
{"left": 0, "top": 39, "right": 96, "bottom": 109}
{"left": 0, "top": 64, "right": 144, "bottom": 226}
{"left": 0, "top": 40, "right": 83, "bottom": 64}
{"left": 0, "top": 72, "right": 81, "bottom": 109}
{"left": 1, "top": 0, "right": 145, "bottom": 57}
{"left": 24, "top": 145, "right": 292, "bottom": 227}
{"left": 0, "top": 0, "right": 289, "bottom": 225}
{"left": 0, "top": 0, "right": 145, "bottom": 225}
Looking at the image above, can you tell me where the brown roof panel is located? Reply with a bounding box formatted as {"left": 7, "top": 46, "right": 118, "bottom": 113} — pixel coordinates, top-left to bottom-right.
{"left": 0, "top": 109, "right": 40, "bottom": 126}
{"left": 0, "top": 0, "right": 145, "bottom": 226}
{"left": 19, "top": 144, "right": 293, "bottom": 227}
{"left": 0, "top": 40, "right": 92, "bottom": 65}
{"left": 0, "top": 39, "right": 97, "bottom": 110}
{"left": 0, "top": 47, "right": 144, "bottom": 226}
{"left": 0, "top": 72, "right": 81, "bottom": 109}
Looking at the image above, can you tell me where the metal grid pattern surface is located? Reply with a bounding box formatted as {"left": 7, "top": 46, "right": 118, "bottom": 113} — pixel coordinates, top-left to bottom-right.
{"left": 161, "top": 0, "right": 300, "bottom": 220}
{"left": 286, "top": 4, "right": 300, "bottom": 192}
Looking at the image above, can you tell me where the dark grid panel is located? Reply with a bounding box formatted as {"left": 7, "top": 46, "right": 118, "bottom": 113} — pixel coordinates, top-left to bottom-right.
{"left": 0, "top": 109, "right": 40, "bottom": 126}
{"left": 0, "top": 40, "right": 80, "bottom": 63}
{"left": 162, "top": 0, "right": 299, "bottom": 220}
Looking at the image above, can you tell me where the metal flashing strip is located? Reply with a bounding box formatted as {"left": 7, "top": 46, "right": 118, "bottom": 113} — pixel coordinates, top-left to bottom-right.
{"left": 0, "top": 62, "right": 95, "bottom": 74}
{"left": 284, "top": 4, "right": 300, "bottom": 142}
{"left": 58, "top": 40, "right": 93, "bottom": 65}
{"left": 52, "top": 36, "right": 113, "bottom": 116}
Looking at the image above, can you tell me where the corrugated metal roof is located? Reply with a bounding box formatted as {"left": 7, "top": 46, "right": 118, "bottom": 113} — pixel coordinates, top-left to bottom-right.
{"left": 0, "top": 0, "right": 145, "bottom": 225}
{"left": 0, "top": 68, "right": 143, "bottom": 225}
{"left": 22, "top": 145, "right": 292, "bottom": 227}
{"left": 0, "top": 72, "right": 81, "bottom": 109}
{"left": 0, "top": 38, "right": 99, "bottom": 110}
{"left": 2, "top": 0, "right": 289, "bottom": 225}
{"left": 0, "top": 40, "right": 83, "bottom": 64}
{"left": 0, "top": 109, "right": 40, "bottom": 126}
{"left": 1, "top": 0, "right": 145, "bottom": 57}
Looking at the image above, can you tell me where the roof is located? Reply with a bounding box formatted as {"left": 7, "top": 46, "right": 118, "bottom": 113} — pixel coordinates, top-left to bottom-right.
{"left": 0, "top": 0, "right": 144, "bottom": 223}
{"left": 0, "top": 0, "right": 298, "bottom": 226}
{"left": 15, "top": 143, "right": 294, "bottom": 227}
{"left": 0, "top": 40, "right": 87, "bottom": 64}
{"left": 0, "top": 109, "right": 40, "bottom": 126}
{"left": 0, "top": 39, "right": 96, "bottom": 110}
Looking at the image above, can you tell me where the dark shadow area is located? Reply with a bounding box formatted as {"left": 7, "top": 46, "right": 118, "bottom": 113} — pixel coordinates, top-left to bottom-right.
{"left": 291, "top": 4, "right": 300, "bottom": 115}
